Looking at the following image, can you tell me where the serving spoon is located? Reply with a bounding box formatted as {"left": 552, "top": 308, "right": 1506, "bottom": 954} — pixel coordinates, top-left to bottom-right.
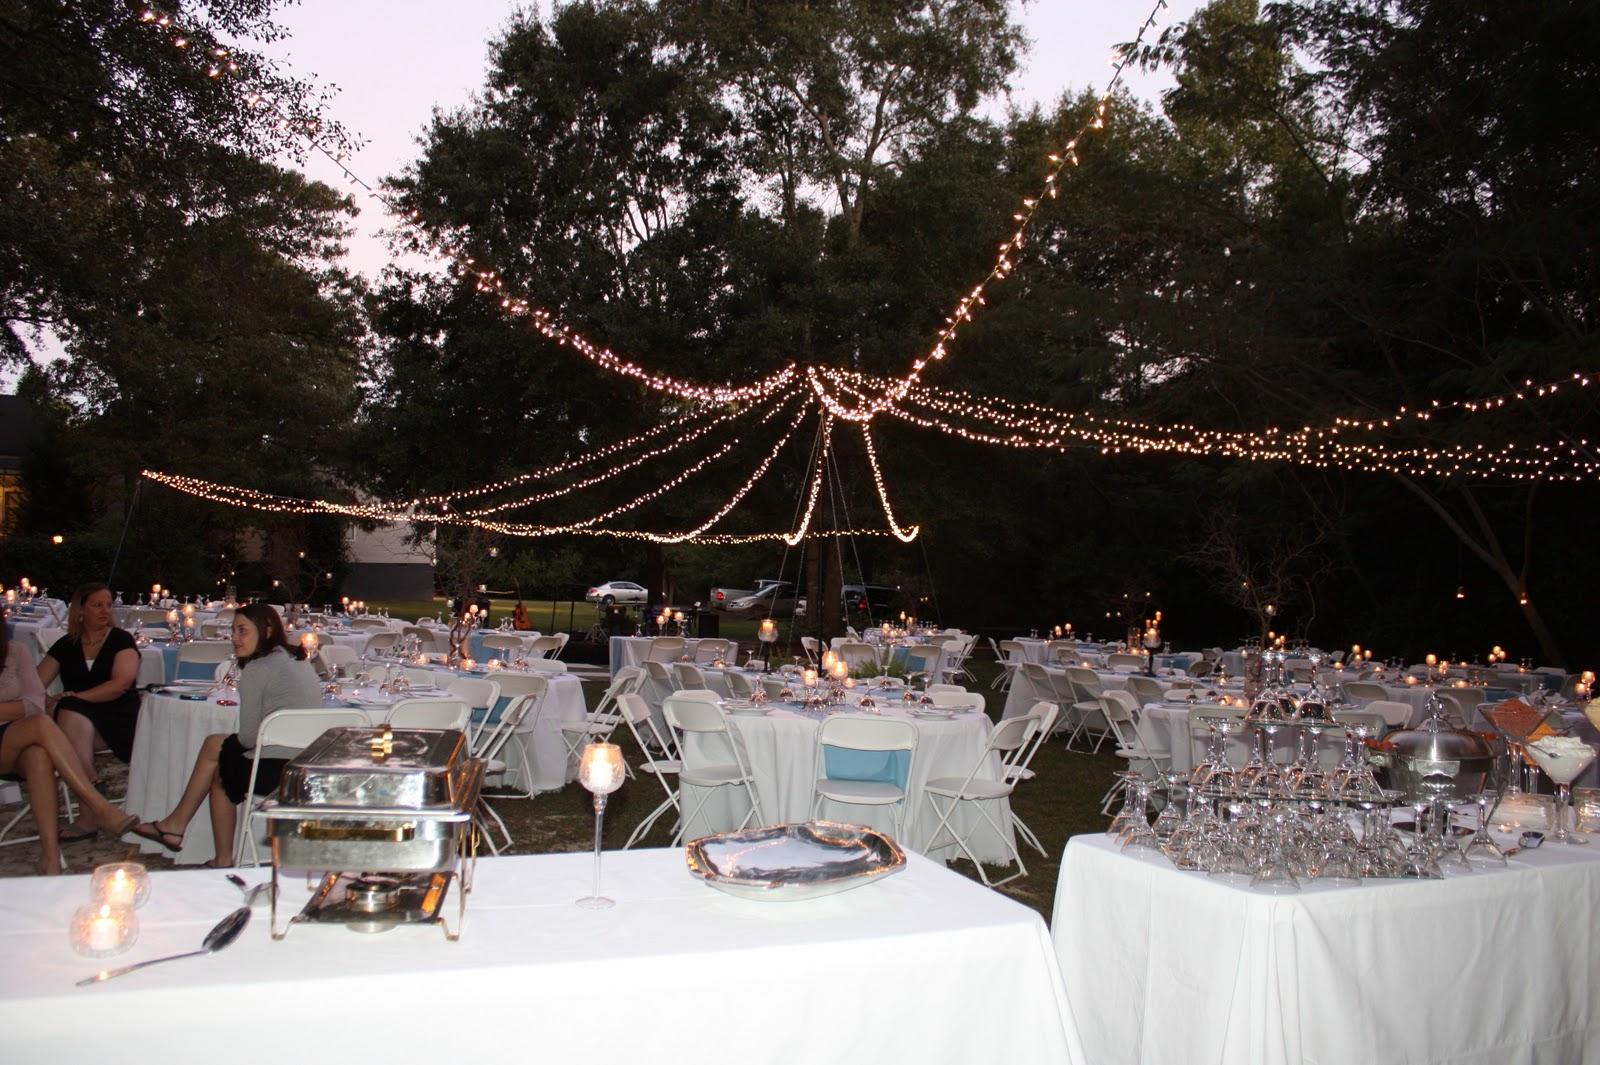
{"left": 77, "top": 906, "right": 250, "bottom": 987}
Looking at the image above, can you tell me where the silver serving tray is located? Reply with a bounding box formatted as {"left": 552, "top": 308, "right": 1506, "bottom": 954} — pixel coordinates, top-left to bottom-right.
{"left": 685, "top": 820, "right": 905, "bottom": 901}
{"left": 278, "top": 727, "right": 474, "bottom": 810}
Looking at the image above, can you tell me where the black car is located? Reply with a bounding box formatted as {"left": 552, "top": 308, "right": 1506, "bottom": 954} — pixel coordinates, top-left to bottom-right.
{"left": 843, "top": 584, "right": 900, "bottom": 619}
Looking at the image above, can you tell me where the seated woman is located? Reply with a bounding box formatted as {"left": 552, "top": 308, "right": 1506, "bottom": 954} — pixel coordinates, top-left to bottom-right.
{"left": 134, "top": 602, "right": 323, "bottom": 865}
{"left": 38, "top": 583, "right": 141, "bottom": 782}
{"left": 0, "top": 617, "right": 139, "bottom": 874}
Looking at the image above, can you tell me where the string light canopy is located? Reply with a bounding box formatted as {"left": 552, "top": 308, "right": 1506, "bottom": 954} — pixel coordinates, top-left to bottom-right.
{"left": 124, "top": 2, "right": 1599, "bottom": 548}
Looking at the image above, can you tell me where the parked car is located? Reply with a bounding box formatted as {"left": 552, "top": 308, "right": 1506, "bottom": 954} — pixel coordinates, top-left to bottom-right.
{"left": 844, "top": 584, "right": 900, "bottom": 620}
{"left": 724, "top": 581, "right": 801, "bottom": 618}
{"left": 709, "top": 578, "right": 789, "bottom": 611}
{"left": 585, "top": 580, "right": 648, "bottom": 606}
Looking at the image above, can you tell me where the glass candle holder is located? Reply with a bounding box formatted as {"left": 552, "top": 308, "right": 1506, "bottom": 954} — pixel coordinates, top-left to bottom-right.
{"left": 90, "top": 863, "right": 151, "bottom": 910}
{"left": 577, "top": 742, "right": 626, "bottom": 909}
{"left": 69, "top": 903, "right": 138, "bottom": 958}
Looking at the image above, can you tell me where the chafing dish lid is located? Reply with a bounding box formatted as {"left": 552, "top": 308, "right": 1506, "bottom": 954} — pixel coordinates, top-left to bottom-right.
{"left": 278, "top": 727, "right": 475, "bottom": 811}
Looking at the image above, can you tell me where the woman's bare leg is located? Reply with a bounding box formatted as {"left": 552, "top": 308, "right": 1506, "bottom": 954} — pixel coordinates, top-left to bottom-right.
{"left": 0, "top": 717, "right": 126, "bottom": 831}
{"left": 17, "top": 745, "right": 62, "bottom": 874}
{"left": 53, "top": 707, "right": 99, "bottom": 782}
{"left": 208, "top": 776, "right": 238, "bottom": 866}
{"left": 145, "top": 734, "right": 226, "bottom": 843}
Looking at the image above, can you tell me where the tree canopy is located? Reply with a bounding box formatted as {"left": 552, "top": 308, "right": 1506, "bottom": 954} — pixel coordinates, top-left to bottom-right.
{"left": 5, "top": 0, "right": 1599, "bottom": 662}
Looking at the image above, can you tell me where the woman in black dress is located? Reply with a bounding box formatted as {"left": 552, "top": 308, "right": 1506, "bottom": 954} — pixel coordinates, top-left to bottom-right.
{"left": 37, "top": 583, "right": 141, "bottom": 781}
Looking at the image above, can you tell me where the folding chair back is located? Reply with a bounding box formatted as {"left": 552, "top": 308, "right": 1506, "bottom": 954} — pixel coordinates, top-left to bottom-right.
{"left": 724, "top": 670, "right": 758, "bottom": 699}
{"left": 364, "top": 632, "right": 400, "bottom": 655}
{"left": 812, "top": 714, "right": 918, "bottom": 839}
{"left": 237, "top": 708, "right": 371, "bottom": 865}
{"left": 672, "top": 662, "right": 708, "bottom": 690}
{"left": 479, "top": 633, "right": 523, "bottom": 656}
{"left": 318, "top": 644, "right": 358, "bottom": 673}
{"left": 647, "top": 637, "right": 686, "bottom": 662}
{"left": 385, "top": 698, "right": 472, "bottom": 730}
{"left": 529, "top": 635, "right": 564, "bottom": 658}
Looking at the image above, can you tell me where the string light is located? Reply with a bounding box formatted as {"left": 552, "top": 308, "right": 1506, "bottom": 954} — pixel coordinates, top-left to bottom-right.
{"left": 783, "top": 415, "right": 834, "bottom": 547}
{"left": 124, "top": 0, "right": 1596, "bottom": 555}
{"left": 858, "top": 424, "right": 920, "bottom": 543}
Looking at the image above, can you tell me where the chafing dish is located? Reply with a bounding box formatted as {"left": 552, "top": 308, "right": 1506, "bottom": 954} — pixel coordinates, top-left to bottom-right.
{"left": 1375, "top": 697, "right": 1494, "bottom": 803}
{"left": 263, "top": 726, "right": 483, "bottom": 940}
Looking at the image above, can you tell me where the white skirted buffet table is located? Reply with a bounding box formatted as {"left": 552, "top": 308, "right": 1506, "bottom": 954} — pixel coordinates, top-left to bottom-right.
{"left": 1050, "top": 833, "right": 1600, "bottom": 1065}
{"left": 0, "top": 849, "right": 1083, "bottom": 1065}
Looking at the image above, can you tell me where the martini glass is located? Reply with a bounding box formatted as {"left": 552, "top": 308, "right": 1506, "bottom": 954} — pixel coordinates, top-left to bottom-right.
{"left": 1526, "top": 737, "right": 1597, "bottom": 844}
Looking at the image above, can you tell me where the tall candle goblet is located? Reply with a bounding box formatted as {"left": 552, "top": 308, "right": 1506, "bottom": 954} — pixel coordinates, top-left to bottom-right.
{"left": 577, "top": 742, "right": 626, "bottom": 908}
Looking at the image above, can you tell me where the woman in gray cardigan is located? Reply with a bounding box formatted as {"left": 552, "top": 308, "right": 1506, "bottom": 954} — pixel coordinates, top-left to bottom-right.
{"left": 133, "top": 602, "right": 323, "bottom": 866}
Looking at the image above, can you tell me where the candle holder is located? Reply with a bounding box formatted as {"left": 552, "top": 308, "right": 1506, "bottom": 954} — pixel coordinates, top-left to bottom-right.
{"left": 90, "top": 862, "right": 151, "bottom": 910}
{"left": 577, "top": 742, "right": 626, "bottom": 909}
{"left": 69, "top": 903, "right": 138, "bottom": 958}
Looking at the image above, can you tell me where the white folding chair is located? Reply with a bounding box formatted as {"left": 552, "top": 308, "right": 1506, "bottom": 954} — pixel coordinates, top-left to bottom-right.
{"left": 992, "top": 639, "right": 1026, "bottom": 691}
{"left": 475, "top": 673, "right": 548, "bottom": 799}
{"left": 236, "top": 708, "right": 371, "bottom": 866}
{"left": 364, "top": 632, "right": 400, "bottom": 655}
{"left": 402, "top": 625, "right": 445, "bottom": 654}
{"left": 799, "top": 636, "right": 822, "bottom": 665}
{"left": 672, "top": 662, "right": 709, "bottom": 691}
{"left": 810, "top": 714, "right": 918, "bottom": 840}
{"left": 528, "top": 634, "right": 564, "bottom": 659}
{"left": 1106, "top": 652, "right": 1145, "bottom": 672}
{"left": 317, "top": 644, "right": 359, "bottom": 674}
{"left": 834, "top": 640, "right": 879, "bottom": 675}
{"left": 693, "top": 638, "right": 735, "bottom": 664}
{"left": 559, "top": 667, "right": 639, "bottom": 771}
{"left": 664, "top": 691, "right": 763, "bottom": 844}
{"left": 723, "top": 670, "right": 759, "bottom": 700}
{"left": 1364, "top": 699, "right": 1414, "bottom": 732}
{"left": 479, "top": 633, "right": 523, "bottom": 658}
{"left": 446, "top": 676, "right": 501, "bottom": 743}
{"left": 1005, "top": 701, "right": 1059, "bottom": 858}
{"left": 619, "top": 692, "right": 684, "bottom": 849}
{"left": 926, "top": 690, "right": 986, "bottom": 713}
{"left": 385, "top": 697, "right": 472, "bottom": 730}
{"left": 647, "top": 637, "right": 686, "bottom": 663}
{"left": 174, "top": 640, "right": 233, "bottom": 682}
{"left": 903, "top": 643, "right": 944, "bottom": 686}
{"left": 472, "top": 693, "right": 539, "bottom": 853}
{"left": 1125, "top": 674, "right": 1165, "bottom": 705}
{"left": 923, "top": 713, "right": 1043, "bottom": 887}
{"left": 1342, "top": 680, "right": 1388, "bottom": 706}
{"left": 1064, "top": 667, "right": 1111, "bottom": 751}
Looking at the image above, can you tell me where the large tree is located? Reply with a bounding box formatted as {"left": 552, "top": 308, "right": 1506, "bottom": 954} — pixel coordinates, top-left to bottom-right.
{"left": 1, "top": 0, "right": 366, "bottom": 588}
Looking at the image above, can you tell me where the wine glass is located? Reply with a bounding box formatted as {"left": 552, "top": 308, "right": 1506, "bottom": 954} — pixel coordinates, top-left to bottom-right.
{"left": 1462, "top": 792, "right": 1508, "bottom": 867}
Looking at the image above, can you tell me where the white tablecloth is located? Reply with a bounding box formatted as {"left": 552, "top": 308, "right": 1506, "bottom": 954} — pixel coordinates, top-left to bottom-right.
{"left": 679, "top": 704, "right": 1014, "bottom": 862}
{"left": 123, "top": 691, "right": 250, "bottom": 865}
{"left": 1001, "top": 664, "right": 1181, "bottom": 720}
{"left": 608, "top": 636, "right": 705, "bottom": 676}
{"left": 0, "top": 849, "right": 1083, "bottom": 1065}
{"left": 1051, "top": 834, "right": 1600, "bottom": 1065}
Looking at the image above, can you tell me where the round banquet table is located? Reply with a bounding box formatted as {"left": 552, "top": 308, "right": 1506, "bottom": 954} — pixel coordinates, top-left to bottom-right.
{"left": 678, "top": 697, "right": 1015, "bottom": 863}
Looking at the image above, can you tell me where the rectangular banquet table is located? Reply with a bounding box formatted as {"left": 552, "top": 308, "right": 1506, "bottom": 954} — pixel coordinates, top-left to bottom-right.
{"left": 1050, "top": 833, "right": 1600, "bottom": 1065}
{"left": 0, "top": 849, "right": 1084, "bottom": 1065}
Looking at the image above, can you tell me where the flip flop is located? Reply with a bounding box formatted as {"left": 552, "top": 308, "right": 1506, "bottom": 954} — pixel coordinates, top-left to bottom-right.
{"left": 131, "top": 821, "right": 184, "bottom": 852}
{"left": 57, "top": 824, "right": 98, "bottom": 844}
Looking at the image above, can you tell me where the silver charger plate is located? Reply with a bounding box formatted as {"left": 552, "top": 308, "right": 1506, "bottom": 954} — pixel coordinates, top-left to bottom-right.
{"left": 685, "top": 820, "right": 905, "bottom": 901}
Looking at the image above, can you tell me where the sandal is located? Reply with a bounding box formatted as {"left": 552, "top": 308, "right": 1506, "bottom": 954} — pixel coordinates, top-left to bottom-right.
{"left": 131, "top": 821, "right": 184, "bottom": 852}
{"left": 57, "top": 824, "right": 98, "bottom": 845}
{"left": 202, "top": 858, "right": 235, "bottom": 869}
{"left": 102, "top": 813, "right": 140, "bottom": 842}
